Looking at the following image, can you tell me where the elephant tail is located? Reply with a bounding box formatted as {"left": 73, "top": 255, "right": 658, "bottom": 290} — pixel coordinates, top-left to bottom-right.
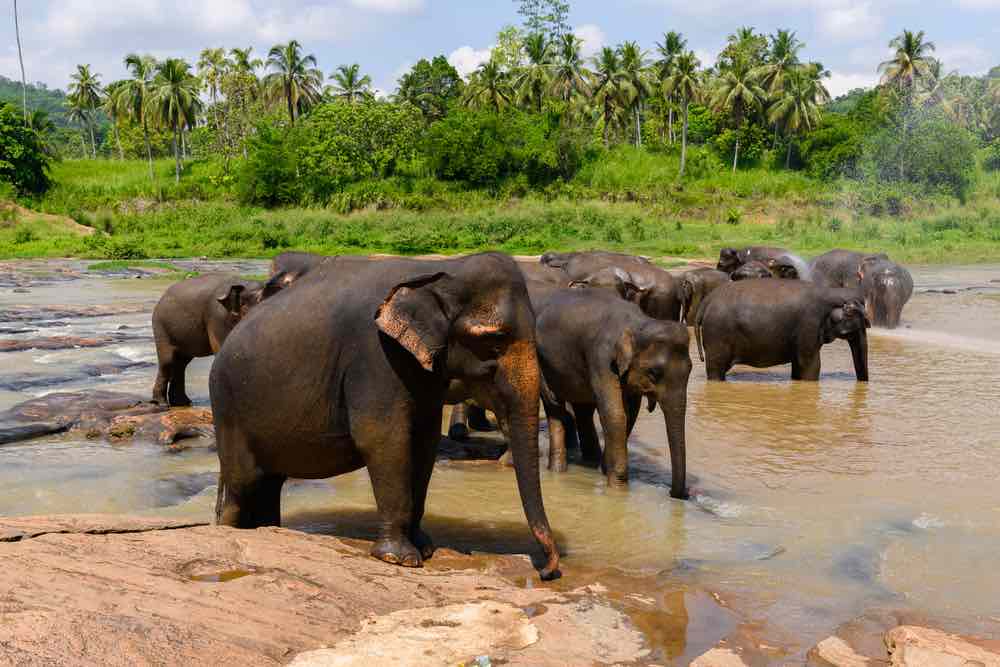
{"left": 695, "top": 322, "right": 705, "bottom": 362}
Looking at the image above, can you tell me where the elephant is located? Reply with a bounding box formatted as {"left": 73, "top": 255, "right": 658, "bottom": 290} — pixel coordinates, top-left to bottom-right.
{"left": 859, "top": 256, "right": 913, "bottom": 329}
{"left": 152, "top": 273, "right": 282, "bottom": 406}
{"left": 679, "top": 268, "right": 730, "bottom": 323}
{"left": 716, "top": 246, "right": 790, "bottom": 275}
{"left": 210, "top": 252, "right": 561, "bottom": 580}
{"left": 731, "top": 261, "right": 774, "bottom": 281}
{"left": 518, "top": 261, "right": 573, "bottom": 286}
{"left": 695, "top": 279, "right": 870, "bottom": 382}
{"left": 809, "top": 249, "right": 889, "bottom": 289}
{"left": 533, "top": 287, "right": 691, "bottom": 495}
{"left": 542, "top": 251, "right": 682, "bottom": 321}
{"left": 269, "top": 251, "right": 331, "bottom": 287}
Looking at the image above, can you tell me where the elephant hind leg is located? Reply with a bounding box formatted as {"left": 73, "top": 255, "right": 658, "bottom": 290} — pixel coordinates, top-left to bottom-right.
{"left": 543, "top": 400, "right": 575, "bottom": 473}
{"left": 572, "top": 404, "right": 601, "bottom": 468}
{"left": 167, "top": 354, "right": 193, "bottom": 407}
{"left": 152, "top": 344, "right": 176, "bottom": 405}
{"left": 409, "top": 409, "right": 442, "bottom": 561}
{"left": 704, "top": 352, "right": 730, "bottom": 382}
{"left": 447, "top": 402, "right": 469, "bottom": 441}
{"left": 792, "top": 352, "right": 821, "bottom": 381}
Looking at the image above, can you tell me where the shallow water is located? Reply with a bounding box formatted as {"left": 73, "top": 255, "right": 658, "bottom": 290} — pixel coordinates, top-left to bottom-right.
{"left": 1, "top": 261, "right": 999, "bottom": 659}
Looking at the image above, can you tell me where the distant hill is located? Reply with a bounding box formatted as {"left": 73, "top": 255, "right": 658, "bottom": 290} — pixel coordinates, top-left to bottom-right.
{"left": 0, "top": 75, "right": 70, "bottom": 126}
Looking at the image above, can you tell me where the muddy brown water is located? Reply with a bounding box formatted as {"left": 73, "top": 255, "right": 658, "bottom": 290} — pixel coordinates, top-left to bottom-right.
{"left": 1, "top": 260, "right": 999, "bottom": 662}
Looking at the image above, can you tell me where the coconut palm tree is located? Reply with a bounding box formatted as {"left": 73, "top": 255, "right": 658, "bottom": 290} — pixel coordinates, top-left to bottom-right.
{"left": 463, "top": 59, "right": 514, "bottom": 113}
{"left": 655, "top": 31, "right": 687, "bottom": 143}
{"left": 118, "top": 53, "right": 158, "bottom": 181}
{"left": 550, "top": 33, "right": 591, "bottom": 104}
{"left": 710, "top": 54, "right": 766, "bottom": 173}
{"left": 198, "top": 48, "right": 230, "bottom": 143}
{"left": 64, "top": 99, "right": 91, "bottom": 158}
{"left": 513, "top": 33, "right": 554, "bottom": 113}
{"left": 13, "top": 0, "right": 28, "bottom": 121}
{"left": 768, "top": 67, "right": 823, "bottom": 168}
{"left": 264, "top": 40, "right": 323, "bottom": 124}
{"left": 231, "top": 47, "right": 262, "bottom": 75}
{"left": 591, "top": 47, "right": 631, "bottom": 147}
{"left": 663, "top": 51, "right": 701, "bottom": 177}
{"left": 755, "top": 30, "right": 803, "bottom": 94}
{"left": 101, "top": 80, "right": 126, "bottom": 160}
{"left": 67, "top": 65, "right": 102, "bottom": 158}
{"left": 150, "top": 58, "right": 202, "bottom": 182}
{"left": 328, "top": 64, "right": 373, "bottom": 103}
{"left": 618, "top": 41, "right": 652, "bottom": 148}
{"left": 879, "top": 30, "right": 936, "bottom": 98}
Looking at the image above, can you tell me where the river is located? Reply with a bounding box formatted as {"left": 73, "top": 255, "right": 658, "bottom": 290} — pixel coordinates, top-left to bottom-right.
{"left": 1, "top": 259, "right": 998, "bottom": 662}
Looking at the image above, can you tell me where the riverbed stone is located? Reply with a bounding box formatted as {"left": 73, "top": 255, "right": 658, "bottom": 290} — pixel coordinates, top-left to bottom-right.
{"left": 809, "top": 637, "right": 874, "bottom": 666}
{"left": 690, "top": 647, "right": 750, "bottom": 666}
{"left": 0, "top": 515, "right": 648, "bottom": 666}
{"left": 886, "top": 626, "right": 1000, "bottom": 666}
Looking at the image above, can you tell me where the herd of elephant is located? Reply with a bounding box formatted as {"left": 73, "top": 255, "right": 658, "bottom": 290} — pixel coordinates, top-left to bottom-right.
{"left": 149, "top": 245, "right": 913, "bottom": 580}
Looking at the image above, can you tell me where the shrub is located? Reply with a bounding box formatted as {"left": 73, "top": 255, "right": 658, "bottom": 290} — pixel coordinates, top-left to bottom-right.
{"left": 237, "top": 123, "right": 301, "bottom": 206}
{"left": 799, "top": 114, "right": 865, "bottom": 180}
{"left": 983, "top": 139, "right": 1000, "bottom": 172}
{"left": 714, "top": 124, "right": 768, "bottom": 168}
{"left": 14, "top": 226, "right": 37, "bottom": 244}
{"left": 0, "top": 102, "right": 51, "bottom": 195}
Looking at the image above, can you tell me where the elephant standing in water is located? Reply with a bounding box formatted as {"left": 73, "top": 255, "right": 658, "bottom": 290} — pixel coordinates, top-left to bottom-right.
{"left": 810, "top": 249, "right": 912, "bottom": 329}
{"left": 210, "top": 253, "right": 561, "bottom": 580}
{"left": 534, "top": 288, "right": 691, "bottom": 496}
{"left": 717, "top": 246, "right": 811, "bottom": 281}
{"left": 679, "top": 268, "right": 730, "bottom": 323}
{"left": 696, "top": 280, "right": 870, "bottom": 382}
{"left": 542, "top": 251, "right": 682, "bottom": 321}
{"left": 152, "top": 274, "right": 282, "bottom": 406}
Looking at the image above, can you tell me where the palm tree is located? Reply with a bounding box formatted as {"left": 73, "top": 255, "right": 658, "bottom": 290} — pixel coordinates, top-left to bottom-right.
{"left": 755, "top": 30, "right": 803, "bottom": 94}
{"left": 230, "top": 47, "right": 262, "bottom": 75}
{"left": 513, "top": 33, "right": 554, "bottom": 113}
{"left": 118, "top": 54, "right": 158, "bottom": 181}
{"left": 463, "top": 59, "right": 514, "bottom": 113}
{"left": 655, "top": 31, "right": 687, "bottom": 143}
{"left": 663, "top": 51, "right": 701, "bottom": 177}
{"left": 229, "top": 47, "right": 262, "bottom": 158}
{"left": 27, "top": 109, "right": 56, "bottom": 156}
{"left": 264, "top": 40, "right": 323, "bottom": 124}
{"left": 150, "top": 58, "right": 202, "bottom": 183}
{"left": 550, "top": 33, "right": 591, "bottom": 104}
{"left": 619, "top": 41, "right": 652, "bottom": 148}
{"left": 879, "top": 30, "right": 935, "bottom": 179}
{"left": 328, "top": 64, "right": 373, "bottom": 103}
{"left": 710, "top": 54, "right": 766, "bottom": 173}
{"left": 591, "top": 47, "right": 630, "bottom": 147}
{"left": 101, "top": 80, "right": 126, "bottom": 160}
{"left": 198, "top": 48, "right": 230, "bottom": 143}
{"left": 67, "top": 64, "right": 102, "bottom": 158}
{"left": 65, "top": 99, "right": 91, "bottom": 158}
{"left": 13, "top": 0, "right": 28, "bottom": 121}
{"left": 768, "top": 67, "right": 823, "bottom": 168}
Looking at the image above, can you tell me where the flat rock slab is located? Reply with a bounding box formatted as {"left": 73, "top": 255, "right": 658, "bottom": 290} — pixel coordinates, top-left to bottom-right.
{"left": 886, "top": 626, "right": 1000, "bottom": 666}
{"left": 0, "top": 515, "right": 648, "bottom": 666}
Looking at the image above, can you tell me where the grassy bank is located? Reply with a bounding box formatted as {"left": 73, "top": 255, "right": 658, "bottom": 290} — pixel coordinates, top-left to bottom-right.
{"left": 2, "top": 154, "right": 999, "bottom": 264}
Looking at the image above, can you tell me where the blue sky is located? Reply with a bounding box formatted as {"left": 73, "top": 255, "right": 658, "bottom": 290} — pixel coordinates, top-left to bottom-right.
{"left": 2, "top": 0, "right": 999, "bottom": 99}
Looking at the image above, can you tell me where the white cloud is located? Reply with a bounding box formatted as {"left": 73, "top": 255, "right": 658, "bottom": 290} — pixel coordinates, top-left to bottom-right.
{"left": 818, "top": 2, "right": 881, "bottom": 40}
{"left": 826, "top": 70, "right": 877, "bottom": 97}
{"left": 953, "top": 0, "right": 1000, "bottom": 7}
{"left": 448, "top": 45, "right": 491, "bottom": 78}
{"left": 349, "top": 0, "right": 425, "bottom": 13}
{"left": 574, "top": 24, "right": 606, "bottom": 58}
{"left": 936, "top": 43, "right": 994, "bottom": 75}
{"left": 255, "top": 5, "right": 350, "bottom": 43}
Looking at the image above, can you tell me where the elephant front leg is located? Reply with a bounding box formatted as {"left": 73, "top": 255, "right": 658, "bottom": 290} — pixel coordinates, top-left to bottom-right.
{"left": 360, "top": 426, "right": 423, "bottom": 568}
{"left": 594, "top": 384, "right": 630, "bottom": 487}
{"left": 447, "top": 402, "right": 469, "bottom": 440}
{"left": 792, "top": 351, "right": 821, "bottom": 381}
{"left": 543, "top": 399, "right": 572, "bottom": 472}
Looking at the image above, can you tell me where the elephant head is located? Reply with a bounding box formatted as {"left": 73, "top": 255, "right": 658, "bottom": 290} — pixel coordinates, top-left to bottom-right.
{"left": 732, "top": 261, "right": 773, "bottom": 281}
{"left": 767, "top": 257, "right": 800, "bottom": 280}
{"left": 717, "top": 248, "right": 743, "bottom": 275}
{"left": 822, "top": 298, "right": 870, "bottom": 381}
{"left": 858, "top": 257, "right": 912, "bottom": 329}
{"left": 612, "top": 321, "right": 692, "bottom": 499}
{"left": 375, "top": 253, "right": 560, "bottom": 579}
{"left": 216, "top": 276, "right": 287, "bottom": 324}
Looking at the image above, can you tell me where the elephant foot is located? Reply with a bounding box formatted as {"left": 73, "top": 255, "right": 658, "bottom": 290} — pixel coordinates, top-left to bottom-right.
{"left": 371, "top": 536, "right": 423, "bottom": 568}
{"left": 549, "top": 459, "right": 568, "bottom": 473}
{"left": 169, "top": 396, "right": 193, "bottom": 408}
{"left": 467, "top": 408, "right": 494, "bottom": 432}
{"left": 410, "top": 528, "right": 436, "bottom": 560}
{"left": 447, "top": 423, "right": 469, "bottom": 441}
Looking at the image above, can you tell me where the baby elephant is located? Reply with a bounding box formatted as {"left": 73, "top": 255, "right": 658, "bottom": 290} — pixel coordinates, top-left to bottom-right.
{"left": 696, "top": 280, "right": 870, "bottom": 382}
{"left": 152, "top": 273, "right": 280, "bottom": 406}
{"left": 535, "top": 288, "right": 691, "bottom": 497}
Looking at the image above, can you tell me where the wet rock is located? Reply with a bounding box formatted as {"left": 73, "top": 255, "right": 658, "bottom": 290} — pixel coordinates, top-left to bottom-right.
{"left": 809, "top": 637, "right": 873, "bottom": 666}
{"left": 0, "top": 515, "right": 646, "bottom": 666}
{"left": 886, "top": 626, "right": 1000, "bottom": 666}
{"left": 690, "top": 647, "right": 749, "bottom": 666}
{"left": 0, "top": 391, "right": 213, "bottom": 447}
{"left": 0, "top": 331, "right": 148, "bottom": 352}
{"left": 0, "top": 303, "right": 152, "bottom": 324}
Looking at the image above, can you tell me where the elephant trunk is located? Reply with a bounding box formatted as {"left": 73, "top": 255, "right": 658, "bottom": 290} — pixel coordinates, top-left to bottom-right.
{"left": 497, "top": 340, "right": 560, "bottom": 580}
{"left": 659, "top": 386, "right": 689, "bottom": 499}
{"left": 879, "top": 277, "right": 902, "bottom": 329}
{"left": 849, "top": 328, "right": 869, "bottom": 382}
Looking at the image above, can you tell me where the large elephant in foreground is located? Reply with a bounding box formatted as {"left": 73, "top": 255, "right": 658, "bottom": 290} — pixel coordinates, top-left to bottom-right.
{"left": 152, "top": 273, "right": 282, "bottom": 406}
{"left": 534, "top": 288, "right": 691, "bottom": 495}
{"left": 210, "top": 253, "right": 561, "bottom": 580}
{"left": 541, "top": 251, "right": 682, "bottom": 321}
{"left": 695, "top": 279, "right": 870, "bottom": 382}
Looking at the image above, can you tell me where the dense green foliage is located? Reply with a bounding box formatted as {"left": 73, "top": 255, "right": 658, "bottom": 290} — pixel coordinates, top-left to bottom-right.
{"left": 0, "top": 75, "right": 71, "bottom": 126}
{"left": 0, "top": 102, "right": 51, "bottom": 194}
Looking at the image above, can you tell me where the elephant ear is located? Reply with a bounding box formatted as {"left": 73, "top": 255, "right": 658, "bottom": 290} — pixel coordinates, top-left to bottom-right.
{"left": 216, "top": 284, "right": 246, "bottom": 317}
{"left": 844, "top": 300, "right": 871, "bottom": 329}
{"left": 612, "top": 328, "right": 635, "bottom": 378}
{"left": 375, "top": 272, "right": 451, "bottom": 372}
{"left": 611, "top": 268, "right": 652, "bottom": 304}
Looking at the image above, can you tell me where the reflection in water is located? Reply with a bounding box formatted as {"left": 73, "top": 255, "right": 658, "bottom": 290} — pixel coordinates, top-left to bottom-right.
{"left": 1, "top": 263, "right": 999, "bottom": 654}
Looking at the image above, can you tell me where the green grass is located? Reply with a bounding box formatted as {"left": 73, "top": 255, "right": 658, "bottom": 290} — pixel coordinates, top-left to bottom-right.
{"left": 4, "top": 151, "right": 1000, "bottom": 264}
{"left": 86, "top": 260, "right": 184, "bottom": 272}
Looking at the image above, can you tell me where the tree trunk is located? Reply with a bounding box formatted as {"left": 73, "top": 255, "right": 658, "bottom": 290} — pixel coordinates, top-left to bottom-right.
{"left": 603, "top": 100, "right": 611, "bottom": 148}
{"left": 173, "top": 125, "right": 181, "bottom": 184}
{"left": 668, "top": 106, "right": 674, "bottom": 144}
{"left": 113, "top": 121, "right": 124, "bottom": 160}
{"left": 635, "top": 106, "right": 642, "bottom": 148}
{"left": 786, "top": 139, "right": 792, "bottom": 169}
{"left": 14, "top": 0, "right": 28, "bottom": 122}
{"left": 143, "top": 118, "right": 154, "bottom": 183}
{"left": 181, "top": 127, "right": 187, "bottom": 160}
{"left": 732, "top": 137, "right": 740, "bottom": 174}
{"left": 680, "top": 101, "right": 689, "bottom": 177}
{"left": 286, "top": 83, "right": 295, "bottom": 125}
{"left": 88, "top": 120, "right": 97, "bottom": 159}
